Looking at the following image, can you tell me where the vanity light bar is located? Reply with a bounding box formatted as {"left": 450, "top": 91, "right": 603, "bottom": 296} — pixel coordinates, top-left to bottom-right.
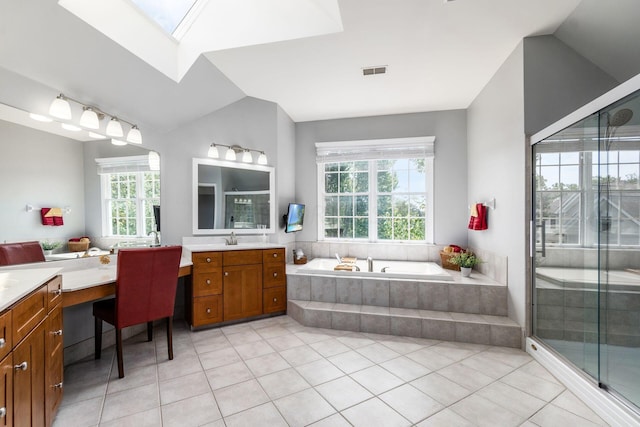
{"left": 48, "top": 93, "right": 143, "bottom": 144}
{"left": 207, "top": 143, "right": 268, "bottom": 165}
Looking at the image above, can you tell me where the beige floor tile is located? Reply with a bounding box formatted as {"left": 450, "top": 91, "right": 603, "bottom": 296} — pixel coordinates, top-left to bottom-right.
{"left": 341, "top": 397, "right": 411, "bottom": 427}
{"left": 308, "top": 413, "right": 352, "bottom": 426}
{"left": 410, "top": 373, "right": 471, "bottom": 406}
{"left": 380, "top": 356, "right": 431, "bottom": 381}
{"left": 158, "top": 371, "right": 211, "bottom": 405}
{"left": 356, "top": 342, "right": 401, "bottom": 363}
{"left": 415, "top": 408, "right": 475, "bottom": 427}
{"left": 100, "top": 383, "right": 160, "bottom": 423}
{"left": 53, "top": 396, "right": 103, "bottom": 427}
{"left": 336, "top": 334, "right": 376, "bottom": 349}
{"left": 224, "top": 402, "right": 288, "bottom": 427}
{"left": 266, "top": 333, "right": 306, "bottom": 351}
{"left": 157, "top": 352, "right": 202, "bottom": 381}
{"left": 500, "top": 368, "right": 565, "bottom": 402}
{"left": 59, "top": 379, "right": 108, "bottom": 408}
{"left": 551, "top": 390, "right": 607, "bottom": 425}
{"left": 279, "top": 344, "right": 323, "bottom": 366}
{"left": 329, "top": 350, "right": 375, "bottom": 374}
{"left": 450, "top": 394, "right": 524, "bottom": 427}
{"left": 405, "top": 347, "right": 456, "bottom": 371}
{"left": 315, "top": 376, "right": 374, "bottom": 410}
{"left": 529, "top": 403, "right": 604, "bottom": 426}
{"left": 350, "top": 365, "right": 405, "bottom": 395}
{"left": 160, "top": 392, "right": 221, "bottom": 427}
{"left": 480, "top": 346, "right": 532, "bottom": 368}
{"left": 198, "top": 346, "right": 242, "bottom": 370}
{"left": 476, "top": 381, "right": 546, "bottom": 418}
{"left": 225, "top": 329, "right": 264, "bottom": 346}
{"left": 205, "top": 360, "right": 254, "bottom": 390}
{"left": 232, "top": 339, "right": 275, "bottom": 360}
{"left": 296, "top": 358, "right": 345, "bottom": 386}
{"left": 309, "top": 337, "right": 351, "bottom": 357}
{"left": 257, "top": 367, "right": 311, "bottom": 399}
{"left": 99, "top": 408, "right": 161, "bottom": 427}
{"left": 379, "top": 384, "right": 444, "bottom": 423}
{"left": 213, "top": 379, "right": 270, "bottom": 417}
{"left": 378, "top": 338, "right": 425, "bottom": 354}
{"left": 255, "top": 325, "right": 292, "bottom": 340}
{"left": 274, "top": 388, "right": 336, "bottom": 427}
{"left": 245, "top": 352, "right": 291, "bottom": 376}
{"left": 106, "top": 364, "right": 157, "bottom": 395}
{"left": 295, "top": 330, "right": 333, "bottom": 344}
{"left": 459, "top": 352, "right": 518, "bottom": 379}
{"left": 437, "top": 362, "right": 494, "bottom": 391}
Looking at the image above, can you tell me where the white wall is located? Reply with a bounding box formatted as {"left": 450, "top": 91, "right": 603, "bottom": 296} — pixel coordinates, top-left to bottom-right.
{"left": 294, "top": 110, "right": 468, "bottom": 246}
{"left": 0, "top": 120, "right": 85, "bottom": 244}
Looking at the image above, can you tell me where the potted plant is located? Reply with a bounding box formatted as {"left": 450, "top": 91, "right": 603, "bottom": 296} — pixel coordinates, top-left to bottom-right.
{"left": 41, "top": 240, "right": 61, "bottom": 255}
{"left": 447, "top": 251, "right": 482, "bottom": 277}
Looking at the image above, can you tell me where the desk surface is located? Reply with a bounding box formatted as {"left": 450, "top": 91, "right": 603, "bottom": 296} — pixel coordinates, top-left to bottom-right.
{"left": 62, "top": 260, "right": 192, "bottom": 307}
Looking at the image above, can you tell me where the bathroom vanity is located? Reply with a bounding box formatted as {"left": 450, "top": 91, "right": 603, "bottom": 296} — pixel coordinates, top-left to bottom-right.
{"left": 184, "top": 245, "right": 286, "bottom": 328}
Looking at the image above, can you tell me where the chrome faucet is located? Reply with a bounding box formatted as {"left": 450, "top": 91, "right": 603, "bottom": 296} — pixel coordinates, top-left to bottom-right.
{"left": 225, "top": 232, "right": 238, "bottom": 246}
{"left": 367, "top": 257, "right": 373, "bottom": 272}
{"left": 149, "top": 231, "right": 160, "bottom": 247}
{"left": 381, "top": 266, "right": 390, "bottom": 273}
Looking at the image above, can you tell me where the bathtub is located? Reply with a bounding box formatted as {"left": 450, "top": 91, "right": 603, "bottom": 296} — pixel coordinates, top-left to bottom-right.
{"left": 296, "top": 258, "right": 453, "bottom": 281}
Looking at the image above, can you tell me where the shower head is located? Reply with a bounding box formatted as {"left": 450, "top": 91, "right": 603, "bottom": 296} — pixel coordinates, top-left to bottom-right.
{"left": 608, "top": 108, "right": 633, "bottom": 127}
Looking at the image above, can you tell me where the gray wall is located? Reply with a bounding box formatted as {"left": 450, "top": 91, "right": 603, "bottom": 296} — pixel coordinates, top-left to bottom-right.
{"left": 294, "top": 110, "right": 468, "bottom": 246}
{"left": 276, "top": 105, "right": 297, "bottom": 245}
{"left": 0, "top": 120, "right": 85, "bottom": 244}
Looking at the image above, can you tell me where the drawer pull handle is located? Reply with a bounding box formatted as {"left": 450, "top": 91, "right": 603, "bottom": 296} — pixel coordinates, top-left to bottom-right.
{"left": 273, "top": 253, "right": 278, "bottom": 258}
{"left": 273, "top": 272, "right": 278, "bottom": 277}
{"left": 52, "top": 382, "right": 64, "bottom": 389}
{"left": 273, "top": 298, "right": 277, "bottom": 302}
{"left": 15, "top": 361, "right": 28, "bottom": 371}
{"left": 206, "top": 257, "right": 211, "bottom": 263}
{"left": 206, "top": 308, "right": 211, "bottom": 314}
{"left": 224, "top": 272, "right": 229, "bottom": 276}
{"left": 53, "top": 289, "right": 62, "bottom": 296}
{"left": 52, "top": 329, "right": 63, "bottom": 336}
{"left": 0, "top": 407, "right": 6, "bottom": 418}
{"left": 0, "top": 338, "right": 5, "bottom": 348}
{"left": 206, "top": 279, "right": 211, "bottom": 285}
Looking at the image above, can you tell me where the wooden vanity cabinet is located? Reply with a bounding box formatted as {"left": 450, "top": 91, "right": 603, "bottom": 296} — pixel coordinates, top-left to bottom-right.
{"left": 1, "top": 275, "right": 63, "bottom": 427}
{"left": 188, "top": 248, "right": 286, "bottom": 327}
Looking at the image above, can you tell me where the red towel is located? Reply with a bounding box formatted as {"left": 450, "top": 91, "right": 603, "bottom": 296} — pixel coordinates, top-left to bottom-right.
{"left": 41, "top": 208, "right": 64, "bottom": 226}
{"left": 468, "top": 203, "right": 488, "bottom": 230}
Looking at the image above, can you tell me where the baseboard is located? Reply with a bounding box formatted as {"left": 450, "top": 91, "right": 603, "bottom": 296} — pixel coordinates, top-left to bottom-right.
{"left": 526, "top": 337, "right": 640, "bottom": 427}
{"left": 64, "top": 323, "right": 147, "bottom": 366}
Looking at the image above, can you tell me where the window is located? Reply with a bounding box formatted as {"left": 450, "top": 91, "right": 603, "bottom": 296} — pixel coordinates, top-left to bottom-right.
{"left": 96, "top": 156, "right": 160, "bottom": 237}
{"left": 128, "top": 0, "right": 202, "bottom": 37}
{"left": 316, "top": 137, "right": 434, "bottom": 243}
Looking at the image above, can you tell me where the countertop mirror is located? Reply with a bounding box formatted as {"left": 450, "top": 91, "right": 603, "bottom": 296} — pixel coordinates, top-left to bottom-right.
{"left": 192, "top": 158, "right": 275, "bottom": 235}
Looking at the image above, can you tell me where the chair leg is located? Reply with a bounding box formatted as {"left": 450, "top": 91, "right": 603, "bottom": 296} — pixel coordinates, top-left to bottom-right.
{"left": 116, "top": 328, "right": 125, "bottom": 378}
{"left": 167, "top": 317, "right": 174, "bottom": 360}
{"left": 95, "top": 317, "right": 102, "bottom": 359}
{"left": 147, "top": 321, "right": 153, "bottom": 342}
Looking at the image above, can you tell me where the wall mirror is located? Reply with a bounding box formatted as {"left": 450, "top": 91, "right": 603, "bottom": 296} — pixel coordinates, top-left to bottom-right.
{"left": 0, "top": 101, "right": 159, "bottom": 263}
{"left": 192, "top": 158, "right": 275, "bottom": 235}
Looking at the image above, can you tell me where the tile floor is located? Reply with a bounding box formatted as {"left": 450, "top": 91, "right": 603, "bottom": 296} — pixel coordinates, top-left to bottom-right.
{"left": 54, "top": 315, "right": 609, "bottom": 426}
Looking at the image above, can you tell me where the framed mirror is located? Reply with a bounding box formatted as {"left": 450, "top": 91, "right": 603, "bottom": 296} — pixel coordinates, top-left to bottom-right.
{"left": 192, "top": 158, "right": 275, "bottom": 235}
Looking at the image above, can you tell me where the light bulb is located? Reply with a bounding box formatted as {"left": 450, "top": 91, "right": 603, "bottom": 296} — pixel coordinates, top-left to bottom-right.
{"left": 225, "top": 147, "right": 237, "bottom": 161}
{"left": 257, "top": 152, "right": 268, "bottom": 165}
{"left": 106, "top": 117, "right": 124, "bottom": 138}
{"left": 242, "top": 150, "right": 253, "bottom": 163}
{"left": 49, "top": 94, "right": 72, "bottom": 120}
{"left": 61, "top": 123, "right": 81, "bottom": 131}
{"left": 126, "top": 125, "right": 142, "bottom": 144}
{"left": 79, "top": 107, "right": 100, "bottom": 129}
{"left": 207, "top": 144, "right": 219, "bottom": 158}
{"left": 29, "top": 113, "right": 52, "bottom": 122}
{"left": 111, "top": 139, "right": 127, "bottom": 146}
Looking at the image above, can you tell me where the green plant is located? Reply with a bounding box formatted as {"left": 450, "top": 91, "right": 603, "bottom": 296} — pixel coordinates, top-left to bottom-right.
{"left": 447, "top": 251, "right": 482, "bottom": 268}
{"left": 41, "top": 240, "right": 61, "bottom": 251}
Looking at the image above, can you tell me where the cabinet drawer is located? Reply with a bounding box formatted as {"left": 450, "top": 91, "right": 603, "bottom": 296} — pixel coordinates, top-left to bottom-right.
{"left": 45, "top": 304, "right": 63, "bottom": 426}
{"left": 263, "top": 264, "right": 286, "bottom": 289}
{"left": 0, "top": 310, "right": 11, "bottom": 362}
{"left": 263, "top": 287, "right": 286, "bottom": 314}
{"left": 12, "top": 284, "right": 47, "bottom": 344}
{"left": 47, "top": 275, "right": 63, "bottom": 310}
{"left": 192, "top": 295, "right": 223, "bottom": 327}
{"left": 192, "top": 252, "right": 222, "bottom": 271}
{"left": 193, "top": 270, "right": 223, "bottom": 297}
{"left": 0, "top": 352, "right": 13, "bottom": 427}
{"left": 223, "top": 250, "right": 262, "bottom": 266}
{"left": 263, "top": 248, "right": 285, "bottom": 264}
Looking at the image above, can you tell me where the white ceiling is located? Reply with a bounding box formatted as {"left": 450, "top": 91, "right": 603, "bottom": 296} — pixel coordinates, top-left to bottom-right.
{"left": 3, "top": 0, "right": 639, "bottom": 132}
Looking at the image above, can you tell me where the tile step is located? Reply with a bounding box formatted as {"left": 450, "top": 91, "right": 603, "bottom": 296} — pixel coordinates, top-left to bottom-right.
{"left": 287, "top": 300, "right": 522, "bottom": 348}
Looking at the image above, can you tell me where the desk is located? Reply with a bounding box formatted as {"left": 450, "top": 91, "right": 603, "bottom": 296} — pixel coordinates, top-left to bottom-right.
{"left": 62, "top": 262, "right": 192, "bottom": 307}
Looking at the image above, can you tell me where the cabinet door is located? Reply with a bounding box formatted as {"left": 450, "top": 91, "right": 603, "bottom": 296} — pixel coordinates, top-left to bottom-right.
{"left": 45, "top": 304, "right": 64, "bottom": 426}
{"left": 223, "top": 264, "right": 263, "bottom": 321}
{"left": 12, "top": 285, "right": 47, "bottom": 344}
{"left": 193, "top": 270, "right": 223, "bottom": 297}
{"left": 263, "top": 248, "right": 285, "bottom": 264}
{"left": 263, "top": 287, "right": 287, "bottom": 314}
{"left": 0, "top": 353, "right": 12, "bottom": 427}
{"left": 0, "top": 310, "right": 11, "bottom": 362}
{"left": 263, "top": 263, "right": 286, "bottom": 289}
{"left": 192, "top": 252, "right": 222, "bottom": 271}
{"left": 192, "top": 296, "right": 223, "bottom": 327}
{"left": 13, "top": 320, "right": 46, "bottom": 427}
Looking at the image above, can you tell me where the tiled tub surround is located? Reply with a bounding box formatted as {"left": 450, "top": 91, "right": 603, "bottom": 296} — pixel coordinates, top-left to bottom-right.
{"left": 287, "top": 241, "right": 509, "bottom": 285}
{"left": 287, "top": 266, "right": 522, "bottom": 348}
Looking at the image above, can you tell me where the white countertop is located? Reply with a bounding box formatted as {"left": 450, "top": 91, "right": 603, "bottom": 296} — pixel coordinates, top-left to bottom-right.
{"left": 183, "top": 243, "right": 285, "bottom": 253}
{"left": 0, "top": 267, "right": 62, "bottom": 311}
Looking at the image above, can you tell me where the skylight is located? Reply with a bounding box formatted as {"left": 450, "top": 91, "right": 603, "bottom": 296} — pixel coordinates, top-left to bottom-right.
{"left": 129, "top": 0, "right": 199, "bottom": 36}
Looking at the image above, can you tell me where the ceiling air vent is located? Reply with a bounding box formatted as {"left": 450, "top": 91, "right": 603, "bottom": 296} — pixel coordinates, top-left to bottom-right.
{"left": 362, "top": 66, "right": 387, "bottom": 76}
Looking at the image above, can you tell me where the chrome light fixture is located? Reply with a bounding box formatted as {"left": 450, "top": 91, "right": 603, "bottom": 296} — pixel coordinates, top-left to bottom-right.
{"left": 205, "top": 143, "right": 268, "bottom": 165}
{"left": 49, "top": 94, "right": 72, "bottom": 120}
{"left": 47, "top": 93, "right": 143, "bottom": 145}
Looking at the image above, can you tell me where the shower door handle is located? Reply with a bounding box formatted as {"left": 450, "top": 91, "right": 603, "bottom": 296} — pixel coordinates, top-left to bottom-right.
{"left": 534, "top": 220, "right": 546, "bottom": 258}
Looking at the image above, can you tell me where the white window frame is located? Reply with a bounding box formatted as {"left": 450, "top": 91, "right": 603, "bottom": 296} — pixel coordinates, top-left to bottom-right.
{"left": 316, "top": 137, "right": 435, "bottom": 243}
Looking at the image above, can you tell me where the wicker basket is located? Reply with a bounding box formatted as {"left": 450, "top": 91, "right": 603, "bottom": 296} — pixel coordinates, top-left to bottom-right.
{"left": 439, "top": 250, "right": 460, "bottom": 271}
{"left": 68, "top": 241, "right": 90, "bottom": 252}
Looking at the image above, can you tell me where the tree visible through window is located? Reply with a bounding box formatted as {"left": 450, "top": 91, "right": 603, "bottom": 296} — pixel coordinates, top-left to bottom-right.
{"left": 102, "top": 171, "right": 160, "bottom": 236}
{"left": 321, "top": 158, "right": 428, "bottom": 241}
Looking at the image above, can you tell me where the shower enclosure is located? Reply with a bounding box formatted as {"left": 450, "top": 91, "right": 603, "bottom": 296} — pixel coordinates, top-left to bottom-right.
{"left": 532, "top": 87, "right": 640, "bottom": 410}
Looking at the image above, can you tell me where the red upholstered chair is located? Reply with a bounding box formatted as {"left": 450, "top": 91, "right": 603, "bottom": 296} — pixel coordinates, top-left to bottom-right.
{"left": 93, "top": 246, "right": 182, "bottom": 378}
{"left": 0, "top": 241, "right": 46, "bottom": 265}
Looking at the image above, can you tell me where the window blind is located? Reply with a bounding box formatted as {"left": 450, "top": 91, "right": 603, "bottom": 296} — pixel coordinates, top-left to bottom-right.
{"left": 315, "top": 136, "right": 435, "bottom": 163}
{"left": 95, "top": 155, "right": 152, "bottom": 174}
